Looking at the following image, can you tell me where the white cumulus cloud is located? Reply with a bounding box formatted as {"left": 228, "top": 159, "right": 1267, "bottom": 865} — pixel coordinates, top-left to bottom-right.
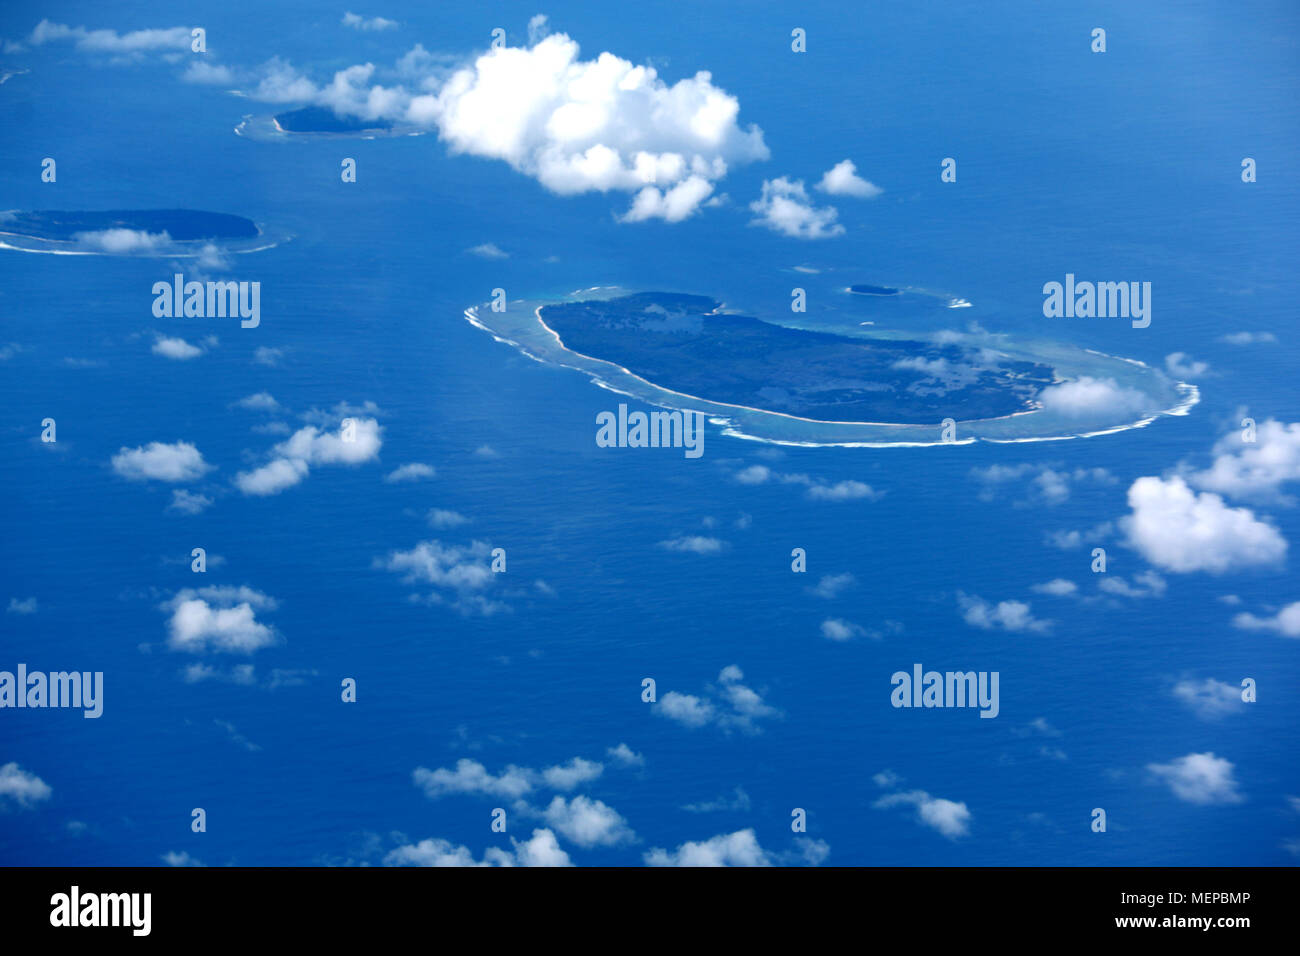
{"left": 1231, "top": 601, "right": 1300, "bottom": 638}
{"left": 1121, "top": 476, "right": 1286, "bottom": 573}
{"left": 1148, "top": 752, "right": 1243, "bottom": 804}
{"left": 235, "top": 418, "right": 382, "bottom": 496}
{"left": 152, "top": 335, "right": 203, "bottom": 360}
{"left": 538, "top": 795, "right": 634, "bottom": 848}
{"left": 1190, "top": 419, "right": 1300, "bottom": 503}
{"left": 162, "top": 586, "right": 279, "bottom": 654}
{"left": 407, "top": 32, "right": 767, "bottom": 222}
{"left": 1036, "top": 376, "right": 1150, "bottom": 419}
{"left": 0, "top": 763, "right": 52, "bottom": 809}
{"left": 749, "top": 177, "right": 843, "bottom": 239}
{"left": 816, "top": 159, "right": 882, "bottom": 198}
{"left": 874, "top": 787, "right": 971, "bottom": 839}
{"left": 645, "top": 828, "right": 770, "bottom": 866}
{"left": 112, "top": 441, "right": 212, "bottom": 482}
{"left": 958, "top": 592, "right": 1051, "bottom": 633}
{"left": 1172, "top": 678, "right": 1247, "bottom": 720}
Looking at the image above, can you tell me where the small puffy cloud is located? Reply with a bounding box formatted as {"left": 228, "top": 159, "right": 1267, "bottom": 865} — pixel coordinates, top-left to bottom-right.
{"left": 717, "top": 668, "right": 778, "bottom": 725}
{"left": 958, "top": 592, "right": 1051, "bottom": 633}
{"left": 253, "top": 347, "right": 283, "bottom": 366}
{"left": 658, "top": 535, "right": 726, "bottom": 555}
{"left": 816, "top": 159, "right": 882, "bottom": 198}
{"left": 539, "top": 795, "right": 634, "bottom": 847}
{"left": 112, "top": 441, "right": 212, "bottom": 482}
{"left": 0, "top": 762, "right": 51, "bottom": 809}
{"left": 414, "top": 759, "right": 536, "bottom": 800}
{"left": 873, "top": 770, "right": 903, "bottom": 789}
{"left": 377, "top": 539, "right": 503, "bottom": 614}
{"left": 1121, "top": 476, "right": 1286, "bottom": 573}
{"left": 606, "top": 743, "right": 644, "bottom": 767}
{"left": 182, "top": 61, "right": 235, "bottom": 85}
{"left": 657, "top": 691, "right": 714, "bottom": 728}
{"left": 511, "top": 828, "right": 572, "bottom": 867}
{"left": 1036, "top": 376, "right": 1149, "bottom": 419}
{"left": 426, "top": 509, "right": 470, "bottom": 529}
{"left": 162, "top": 586, "right": 279, "bottom": 654}
{"left": 341, "top": 12, "right": 398, "bottom": 31}
{"left": 385, "top": 462, "right": 436, "bottom": 483}
{"left": 167, "top": 489, "right": 213, "bottom": 515}
{"left": 1165, "top": 352, "right": 1208, "bottom": 378}
{"left": 383, "top": 828, "right": 573, "bottom": 867}
{"left": 152, "top": 335, "right": 204, "bottom": 360}
{"left": 1031, "top": 579, "right": 1077, "bottom": 597}
{"left": 413, "top": 753, "right": 611, "bottom": 807}
{"left": 791, "top": 838, "right": 831, "bottom": 866}
{"left": 621, "top": 176, "right": 715, "bottom": 224}
{"left": 276, "top": 418, "right": 382, "bottom": 465}
{"left": 541, "top": 757, "right": 604, "bottom": 791}
{"left": 195, "top": 243, "right": 231, "bottom": 272}
{"left": 234, "top": 457, "right": 309, "bottom": 496}
{"left": 749, "top": 177, "right": 843, "bottom": 239}
{"left": 809, "top": 572, "right": 855, "bottom": 599}
{"left": 161, "top": 851, "right": 204, "bottom": 866}
{"left": 735, "top": 466, "right": 879, "bottom": 501}
{"left": 645, "top": 828, "right": 770, "bottom": 866}
{"left": 656, "top": 666, "right": 779, "bottom": 733}
{"left": 233, "top": 392, "right": 280, "bottom": 412}
{"left": 384, "top": 838, "right": 512, "bottom": 867}
{"left": 804, "top": 479, "right": 880, "bottom": 502}
{"left": 1147, "top": 752, "right": 1243, "bottom": 805}
{"left": 6, "top": 597, "right": 37, "bottom": 614}
{"left": 1189, "top": 419, "right": 1300, "bottom": 503}
{"left": 246, "top": 56, "right": 319, "bottom": 103}
{"left": 467, "top": 242, "right": 508, "bottom": 259}
{"left": 971, "top": 462, "right": 1115, "bottom": 505}
{"left": 1097, "top": 571, "right": 1167, "bottom": 600}
{"left": 1231, "top": 601, "right": 1300, "bottom": 638}
{"left": 1045, "top": 522, "right": 1113, "bottom": 550}
{"left": 820, "top": 618, "right": 863, "bottom": 641}
{"left": 1172, "top": 678, "right": 1246, "bottom": 720}
{"left": 74, "top": 229, "right": 173, "bottom": 254}
{"left": 874, "top": 789, "right": 971, "bottom": 839}
{"left": 236, "top": 418, "right": 382, "bottom": 496}
{"left": 733, "top": 464, "right": 770, "bottom": 484}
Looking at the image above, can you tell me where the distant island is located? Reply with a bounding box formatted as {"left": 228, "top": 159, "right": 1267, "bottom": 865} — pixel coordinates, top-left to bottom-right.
{"left": 537, "top": 292, "right": 1053, "bottom": 423}
{"left": 0, "top": 209, "right": 258, "bottom": 242}
{"left": 849, "top": 284, "right": 900, "bottom": 296}
{"left": 273, "top": 106, "right": 395, "bottom": 134}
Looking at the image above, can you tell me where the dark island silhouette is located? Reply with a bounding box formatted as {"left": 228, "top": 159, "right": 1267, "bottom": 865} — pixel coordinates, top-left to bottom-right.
{"left": 274, "top": 106, "right": 395, "bottom": 134}
{"left": 538, "top": 292, "right": 1053, "bottom": 423}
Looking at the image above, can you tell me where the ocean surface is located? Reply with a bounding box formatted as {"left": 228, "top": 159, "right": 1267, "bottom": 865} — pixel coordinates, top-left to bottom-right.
{"left": 1, "top": 0, "right": 1298, "bottom": 865}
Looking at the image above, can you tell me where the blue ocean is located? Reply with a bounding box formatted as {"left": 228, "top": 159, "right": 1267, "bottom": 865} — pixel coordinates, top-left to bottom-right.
{"left": 1, "top": 0, "right": 1297, "bottom": 866}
